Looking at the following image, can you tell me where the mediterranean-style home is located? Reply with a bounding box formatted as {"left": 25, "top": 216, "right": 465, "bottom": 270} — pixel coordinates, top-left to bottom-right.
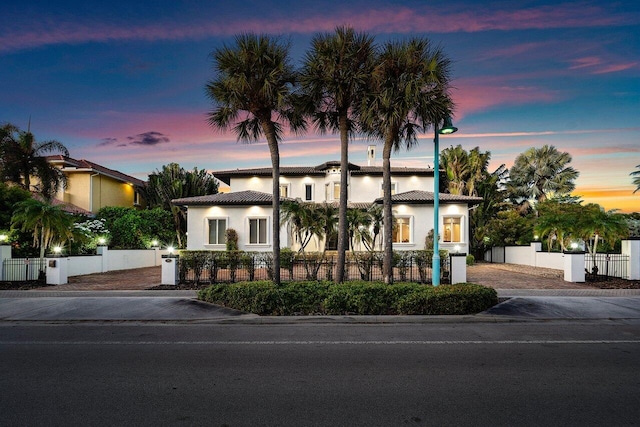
{"left": 173, "top": 146, "right": 482, "bottom": 255}
{"left": 46, "top": 155, "right": 146, "bottom": 214}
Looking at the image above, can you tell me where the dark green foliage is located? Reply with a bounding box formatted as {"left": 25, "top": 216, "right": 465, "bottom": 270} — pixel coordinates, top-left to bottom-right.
{"left": 198, "top": 281, "right": 497, "bottom": 316}
{"left": 96, "top": 206, "right": 174, "bottom": 249}
{"left": 466, "top": 255, "right": 475, "bottom": 265}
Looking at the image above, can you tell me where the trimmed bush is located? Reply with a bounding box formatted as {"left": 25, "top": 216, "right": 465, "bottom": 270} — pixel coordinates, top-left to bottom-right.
{"left": 197, "top": 281, "right": 498, "bottom": 316}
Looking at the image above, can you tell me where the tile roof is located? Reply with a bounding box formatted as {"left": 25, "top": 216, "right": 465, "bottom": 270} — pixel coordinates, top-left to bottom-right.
{"left": 46, "top": 155, "right": 146, "bottom": 187}
{"left": 212, "top": 162, "right": 435, "bottom": 185}
{"left": 374, "top": 190, "right": 483, "bottom": 205}
{"left": 172, "top": 190, "right": 282, "bottom": 206}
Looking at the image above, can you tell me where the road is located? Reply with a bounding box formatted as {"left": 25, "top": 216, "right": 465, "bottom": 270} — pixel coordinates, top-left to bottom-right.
{"left": 2, "top": 321, "right": 640, "bottom": 426}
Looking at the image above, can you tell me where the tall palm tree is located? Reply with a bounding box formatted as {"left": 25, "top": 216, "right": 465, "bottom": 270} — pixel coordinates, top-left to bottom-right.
{"left": 507, "top": 145, "right": 579, "bottom": 203}
{"left": 0, "top": 123, "right": 69, "bottom": 200}
{"left": 632, "top": 165, "right": 640, "bottom": 193}
{"left": 11, "top": 198, "right": 74, "bottom": 258}
{"left": 361, "top": 38, "right": 454, "bottom": 284}
{"left": 206, "top": 34, "right": 305, "bottom": 285}
{"left": 299, "top": 26, "right": 376, "bottom": 283}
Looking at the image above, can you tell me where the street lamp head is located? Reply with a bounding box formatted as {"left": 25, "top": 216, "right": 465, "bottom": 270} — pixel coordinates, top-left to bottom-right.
{"left": 438, "top": 116, "right": 458, "bottom": 135}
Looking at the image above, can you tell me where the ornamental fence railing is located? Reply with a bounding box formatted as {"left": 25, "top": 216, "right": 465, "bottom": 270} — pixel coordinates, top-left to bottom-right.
{"left": 177, "top": 250, "right": 450, "bottom": 285}
{"left": 585, "top": 253, "right": 629, "bottom": 281}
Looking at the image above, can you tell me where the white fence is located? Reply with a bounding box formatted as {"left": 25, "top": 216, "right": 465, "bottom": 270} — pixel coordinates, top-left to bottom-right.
{"left": 484, "top": 240, "right": 640, "bottom": 282}
{"left": 1, "top": 245, "right": 170, "bottom": 283}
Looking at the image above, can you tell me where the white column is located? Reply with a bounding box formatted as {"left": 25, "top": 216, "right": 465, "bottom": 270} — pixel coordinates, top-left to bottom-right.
{"left": 563, "top": 251, "right": 585, "bottom": 282}
{"left": 97, "top": 245, "right": 109, "bottom": 273}
{"left": 450, "top": 253, "right": 467, "bottom": 284}
{"left": 530, "top": 242, "right": 542, "bottom": 267}
{"left": 46, "top": 257, "right": 69, "bottom": 285}
{"left": 161, "top": 255, "right": 179, "bottom": 285}
{"left": 0, "top": 245, "right": 11, "bottom": 281}
{"left": 621, "top": 239, "right": 640, "bottom": 280}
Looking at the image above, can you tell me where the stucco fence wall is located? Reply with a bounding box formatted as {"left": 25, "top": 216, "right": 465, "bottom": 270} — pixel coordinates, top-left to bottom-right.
{"left": 484, "top": 240, "right": 639, "bottom": 282}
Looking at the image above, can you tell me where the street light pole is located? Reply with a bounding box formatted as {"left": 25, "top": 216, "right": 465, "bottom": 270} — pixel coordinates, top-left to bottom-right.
{"left": 432, "top": 116, "right": 457, "bottom": 286}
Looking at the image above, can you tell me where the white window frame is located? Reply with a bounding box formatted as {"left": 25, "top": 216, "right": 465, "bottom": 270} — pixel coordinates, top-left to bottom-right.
{"left": 442, "top": 215, "right": 463, "bottom": 243}
{"left": 205, "top": 217, "right": 228, "bottom": 246}
{"left": 325, "top": 182, "right": 340, "bottom": 202}
{"left": 392, "top": 215, "right": 413, "bottom": 244}
{"left": 304, "top": 183, "right": 314, "bottom": 201}
{"left": 279, "top": 183, "right": 291, "bottom": 198}
{"left": 380, "top": 181, "right": 398, "bottom": 197}
{"left": 133, "top": 190, "right": 141, "bottom": 206}
{"left": 247, "top": 217, "right": 269, "bottom": 246}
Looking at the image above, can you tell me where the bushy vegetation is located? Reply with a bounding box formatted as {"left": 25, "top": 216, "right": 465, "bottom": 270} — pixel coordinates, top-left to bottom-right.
{"left": 197, "top": 280, "right": 498, "bottom": 315}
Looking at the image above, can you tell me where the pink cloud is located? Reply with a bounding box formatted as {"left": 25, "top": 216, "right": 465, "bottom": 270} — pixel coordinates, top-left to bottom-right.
{"left": 2, "top": 3, "right": 634, "bottom": 53}
{"left": 569, "top": 56, "right": 639, "bottom": 74}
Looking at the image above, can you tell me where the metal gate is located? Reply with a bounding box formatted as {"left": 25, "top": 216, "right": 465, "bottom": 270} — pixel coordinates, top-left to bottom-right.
{"left": 1, "top": 258, "right": 47, "bottom": 282}
{"left": 584, "top": 253, "right": 628, "bottom": 281}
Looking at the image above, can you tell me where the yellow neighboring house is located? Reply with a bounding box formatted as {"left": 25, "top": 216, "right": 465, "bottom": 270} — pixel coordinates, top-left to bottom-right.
{"left": 46, "top": 155, "right": 146, "bottom": 214}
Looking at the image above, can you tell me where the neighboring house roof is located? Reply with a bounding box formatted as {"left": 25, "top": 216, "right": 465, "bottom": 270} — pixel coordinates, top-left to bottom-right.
{"left": 46, "top": 155, "right": 146, "bottom": 187}
{"left": 212, "top": 162, "right": 435, "bottom": 185}
{"left": 374, "top": 190, "right": 483, "bottom": 205}
{"left": 32, "top": 193, "right": 94, "bottom": 216}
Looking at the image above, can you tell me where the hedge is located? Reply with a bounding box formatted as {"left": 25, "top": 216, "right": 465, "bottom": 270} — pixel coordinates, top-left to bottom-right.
{"left": 197, "top": 281, "right": 498, "bottom": 316}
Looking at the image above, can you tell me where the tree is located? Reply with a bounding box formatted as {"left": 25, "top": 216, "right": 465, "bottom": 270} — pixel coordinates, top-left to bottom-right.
{"left": 535, "top": 199, "right": 583, "bottom": 252}
{"left": 576, "top": 204, "right": 628, "bottom": 263}
{"left": 300, "top": 26, "right": 376, "bottom": 283}
{"left": 0, "top": 123, "right": 69, "bottom": 200}
{"left": 206, "top": 33, "right": 305, "bottom": 285}
{"left": 144, "top": 163, "right": 218, "bottom": 247}
{"left": 507, "top": 145, "right": 579, "bottom": 204}
{"left": 11, "top": 198, "right": 74, "bottom": 258}
{"left": 361, "top": 38, "right": 454, "bottom": 283}
{"left": 632, "top": 164, "right": 640, "bottom": 193}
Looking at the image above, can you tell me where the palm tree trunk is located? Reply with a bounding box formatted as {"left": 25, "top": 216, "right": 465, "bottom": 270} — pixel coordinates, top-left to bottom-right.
{"left": 261, "top": 119, "right": 281, "bottom": 285}
{"left": 336, "top": 114, "right": 349, "bottom": 283}
{"left": 382, "top": 139, "right": 394, "bottom": 284}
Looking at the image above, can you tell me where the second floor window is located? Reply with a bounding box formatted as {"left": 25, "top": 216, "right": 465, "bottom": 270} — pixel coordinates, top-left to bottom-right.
{"left": 325, "top": 182, "right": 340, "bottom": 201}
{"left": 380, "top": 182, "right": 397, "bottom": 197}
{"left": 304, "top": 183, "right": 313, "bottom": 201}
{"left": 279, "top": 184, "right": 290, "bottom": 198}
{"left": 443, "top": 216, "right": 462, "bottom": 242}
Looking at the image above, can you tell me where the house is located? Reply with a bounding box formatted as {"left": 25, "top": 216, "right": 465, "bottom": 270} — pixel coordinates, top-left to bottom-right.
{"left": 46, "top": 156, "right": 146, "bottom": 214}
{"left": 172, "top": 147, "right": 482, "bottom": 254}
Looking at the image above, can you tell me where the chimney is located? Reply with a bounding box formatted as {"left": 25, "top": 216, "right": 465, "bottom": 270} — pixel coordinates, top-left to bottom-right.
{"left": 367, "top": 145, "right": 376, "bottom": 166}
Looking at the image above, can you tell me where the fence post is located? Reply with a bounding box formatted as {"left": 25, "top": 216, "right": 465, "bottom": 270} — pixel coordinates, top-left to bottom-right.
{"left": 96, "top": 245, "right": 109, "bottom": 273}
{"left": 563, "top": 251, "right": 585, "bottom": 282}
{"left": 46, "top": 257, "right": 69, "bottom": 285}
{"left": 161, "top": 255, "right": 179, "bottom": 285}
{"left": 530, "top": 242, "right": 542, "bottom": 267}
{"left": 450, "top": 253, "right": 467, "bottom": 284}
{"left": 0, "top": 244, "right": 11, "bottom": 281}
{"left": 622, "top": 239, "right": 640, "bottom": 280}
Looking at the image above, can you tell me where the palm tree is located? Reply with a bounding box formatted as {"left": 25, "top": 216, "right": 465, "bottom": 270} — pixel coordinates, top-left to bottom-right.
{"left": 632, "top": 165, "right": 640, "bottom": 193}
{"left": 299, "top": 26, "right": 376, "bottom": 283}
{"left": 576, "top": 204, "right": 628, "bottom": 273}
{"left": 11, "top": 198, "right": 74, "bottom": 258}
{"left": 206, "top": 34, "right": 305, "bottom": 285}
{"left": 0, "top": 123, "right": 69, "bottom": 200}
{"left": 507, "top": 145, "right": 579, "bottom": 204}
{"left": 361, "top": 38, "right": 454, "bottom": 284}
{"left": 145, "top": 163, "right": 218, "bottom": 247}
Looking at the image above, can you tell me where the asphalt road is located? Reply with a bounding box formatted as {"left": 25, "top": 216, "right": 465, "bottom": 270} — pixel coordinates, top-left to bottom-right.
{"left": 2, "top": 321, "right": 640, "bottom": 426}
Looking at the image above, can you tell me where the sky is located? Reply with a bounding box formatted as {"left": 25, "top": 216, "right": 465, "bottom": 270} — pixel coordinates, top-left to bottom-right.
{"left": 2, "top": 0, "right": 639, "bottom": 213}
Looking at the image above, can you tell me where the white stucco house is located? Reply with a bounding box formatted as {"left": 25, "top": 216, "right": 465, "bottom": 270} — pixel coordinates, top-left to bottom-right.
{"left": 172, "top": 148, "right": 482, "bottom": 254}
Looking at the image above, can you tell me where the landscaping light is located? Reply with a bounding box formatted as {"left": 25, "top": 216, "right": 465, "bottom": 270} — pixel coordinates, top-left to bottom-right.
{"left": 534, "top": 235, "right": 539, "bottom": 240}
{"left": 167, "top": 246, "right": 175, "bottom": 254}
{"left": 454, "top": 245, "right": 461, "bottom": 253}
{"left": 98, "top": 237, "right": 107, "bottom": 245}
{"left": 0, "top": 234, "right": 7, "bottom": 243}
{"left": 53, "top": 246, "right": 62, "bottom": 254}
{"left": 571, "top": 242, "right": 579, "bottom": 250}
{"left": 152, "top": 240, "right": 159, "bottom": 247}
{"left": 433, "top": 115, "right": 458, "bottom": 287}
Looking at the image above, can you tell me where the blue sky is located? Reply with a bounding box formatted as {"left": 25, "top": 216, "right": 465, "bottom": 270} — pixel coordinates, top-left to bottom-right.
{"left": 2, "top": 0, "right": 639, "bottom": 212}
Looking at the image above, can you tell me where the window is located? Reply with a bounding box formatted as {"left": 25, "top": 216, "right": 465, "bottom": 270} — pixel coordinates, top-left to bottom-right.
{"left": 393, "top": 216, "right": 411, "bottom": 243}
{"left": 208, "top": 218, "right": 227, "bottom": 245}
{"left": 279, "top": 184, "right": 290, "bottom": 198}
{"left": 249, "top": 218, "right": 268, "bottom": 245}
{"left": 133, "top": 191, "right": 141, "bottom": 206}
{"left": 380, "top": 182, "right": 397, "bottom": 197}
{"left": 325, "top": 182, "right": 340, "bottom": 201}
{"left": 304, "top": 183, "right": 313, "bottom": 201}
{"left": 443, "top": 217, "right": 461, "bottom": 243}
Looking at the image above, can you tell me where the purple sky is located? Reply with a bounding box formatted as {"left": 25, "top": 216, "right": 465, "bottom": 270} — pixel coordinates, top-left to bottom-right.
{"left": 2, "top": 0, "right": 639, "bottom": 212}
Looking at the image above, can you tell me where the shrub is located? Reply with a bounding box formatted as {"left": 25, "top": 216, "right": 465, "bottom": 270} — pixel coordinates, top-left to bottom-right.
{"left": 198, "top": 281, "right": 497, "bottom": 316}
{"left": 466, "top": 254, "right": 475, "bottom": 266}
